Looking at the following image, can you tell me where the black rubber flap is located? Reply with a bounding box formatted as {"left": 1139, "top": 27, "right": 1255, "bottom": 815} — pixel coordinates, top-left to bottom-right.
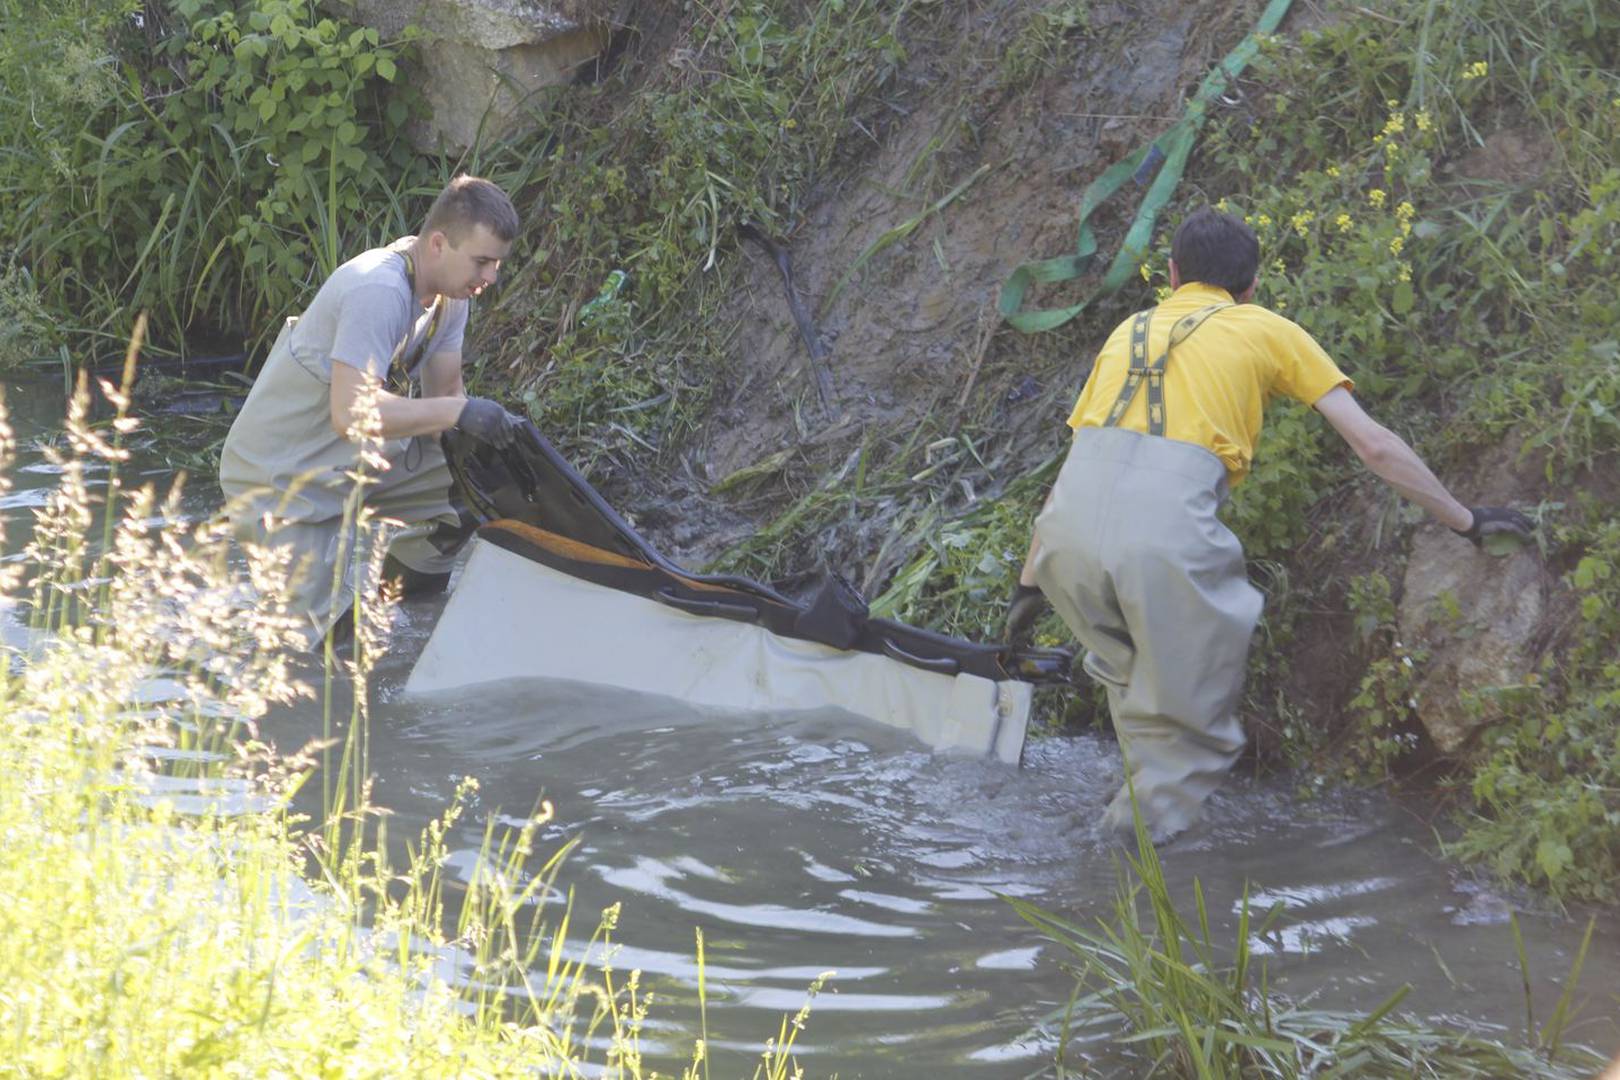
{"left": 794, "top": 572, "right": 869, "bottom": 650}
{"left": 443, "top": 424, "right": 1074, "bottom": 685}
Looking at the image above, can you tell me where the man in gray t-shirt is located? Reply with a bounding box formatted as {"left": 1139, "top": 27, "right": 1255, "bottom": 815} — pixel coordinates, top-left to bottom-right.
{"left": 220, "top": 175, "right": 524, "bottom": 647}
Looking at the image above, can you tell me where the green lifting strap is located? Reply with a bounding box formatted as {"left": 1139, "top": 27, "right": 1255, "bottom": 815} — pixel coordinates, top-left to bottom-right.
{"left": 998, "top": 0, "right": 1294, "bottom": 334}
{"left": 1102, "top": 303, "right": 1230, "bottom": 435}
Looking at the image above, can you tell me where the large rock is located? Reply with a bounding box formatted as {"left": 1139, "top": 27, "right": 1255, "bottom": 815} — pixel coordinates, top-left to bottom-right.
{"left": 1397, "top": 526, "right": 1548, "bottom": 754}
{"left": 342, "top": 0, "right": 623, "bottom": 151}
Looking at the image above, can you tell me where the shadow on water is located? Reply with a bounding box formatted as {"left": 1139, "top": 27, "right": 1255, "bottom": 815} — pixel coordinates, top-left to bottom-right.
{"left": 6, "top": 373, "right": 1618, "bottom": 1077}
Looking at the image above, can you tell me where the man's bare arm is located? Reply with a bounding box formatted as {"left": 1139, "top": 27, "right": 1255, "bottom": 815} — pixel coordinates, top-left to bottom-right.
{"left": 1313, "top": 386, "right": 1472, "bottom": 531}
{"left": 419, "top": 348, "right": 465, "bottom": 400}
{"left": 329, "top": 358, "right": 463, "bottom": 440}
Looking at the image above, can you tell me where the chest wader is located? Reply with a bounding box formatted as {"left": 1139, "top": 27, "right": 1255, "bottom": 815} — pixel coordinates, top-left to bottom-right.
{"left": 219, "top": 256, "right": 463, "bottom": 648}
{"left": 1030, "top": 303, "right": 1264, "bottom": 840}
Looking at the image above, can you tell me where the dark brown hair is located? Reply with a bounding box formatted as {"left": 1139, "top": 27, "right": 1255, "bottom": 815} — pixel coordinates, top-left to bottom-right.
{"left": 421, "top": 175, "right": 519, "bottom": 244}
{"left": 1171, "top": 206, "right": 1259, "bottom": 295}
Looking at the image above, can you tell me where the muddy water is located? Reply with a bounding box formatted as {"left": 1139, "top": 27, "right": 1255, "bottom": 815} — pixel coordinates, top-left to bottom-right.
{"left": 4, "top": 376, "right": 1618, "bottom": 1077}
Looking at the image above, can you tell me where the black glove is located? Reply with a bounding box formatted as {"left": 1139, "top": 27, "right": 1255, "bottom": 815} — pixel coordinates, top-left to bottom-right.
{"left": 1453, "top": 506, "right": 1535, "bottom": 548}
{"left": 1005, "top": 583, "right": 1048, "bottom": 644}
{"left": 455, "top": 397, "right": 522, "bottom": 450}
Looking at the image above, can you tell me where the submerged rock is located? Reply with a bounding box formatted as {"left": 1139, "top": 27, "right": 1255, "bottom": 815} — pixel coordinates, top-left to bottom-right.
{"left": 340, "top": 0, "right": 624, "bottom": 151}
{"left": 1398, "top": 527, "right": 1547, "bottom": 755}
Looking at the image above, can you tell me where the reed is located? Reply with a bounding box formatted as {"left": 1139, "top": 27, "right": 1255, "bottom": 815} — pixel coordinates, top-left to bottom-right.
{"left": 1006, "top": 797, "right": 1607, "bottom": 1078}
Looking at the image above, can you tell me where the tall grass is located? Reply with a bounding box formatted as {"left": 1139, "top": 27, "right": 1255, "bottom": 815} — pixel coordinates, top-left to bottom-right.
{"left": 0, "top": 328, "right": 827, "bottom": 1075}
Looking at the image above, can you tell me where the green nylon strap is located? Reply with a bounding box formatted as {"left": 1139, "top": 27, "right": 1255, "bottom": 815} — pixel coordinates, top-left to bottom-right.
{"left": 998, "top": 0, "right": 1294, "bottom": 334}
{"left": 1102, "top": 303, "right": 1230, "bottom": 435}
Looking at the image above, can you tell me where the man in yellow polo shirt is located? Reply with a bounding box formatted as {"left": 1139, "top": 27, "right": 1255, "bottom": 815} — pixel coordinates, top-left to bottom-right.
{"left": 1007, "top": 206, "right": 1534, "bottom": 841}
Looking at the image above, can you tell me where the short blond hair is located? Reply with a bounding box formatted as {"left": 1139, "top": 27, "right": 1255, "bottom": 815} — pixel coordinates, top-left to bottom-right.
{"left": 421, "top": 175, "right": 519, "bottom": 243}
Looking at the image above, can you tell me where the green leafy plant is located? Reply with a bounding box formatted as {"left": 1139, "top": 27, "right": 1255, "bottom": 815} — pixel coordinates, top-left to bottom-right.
{"left": 0, "top": 0, "right": 425, "bottom": 357}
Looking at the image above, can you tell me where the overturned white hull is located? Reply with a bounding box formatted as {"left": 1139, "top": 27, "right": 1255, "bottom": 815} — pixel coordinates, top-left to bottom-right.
{"left": 406, "top": 540, "right": 1031, "bottom": 764}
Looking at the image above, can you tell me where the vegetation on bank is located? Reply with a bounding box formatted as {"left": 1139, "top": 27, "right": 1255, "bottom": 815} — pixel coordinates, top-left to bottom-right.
{"left": 1191, "top": 0, "right": 1620, "bottom": 902}
{"left": 0, "top": 0, "right": 557, "bottom": 363}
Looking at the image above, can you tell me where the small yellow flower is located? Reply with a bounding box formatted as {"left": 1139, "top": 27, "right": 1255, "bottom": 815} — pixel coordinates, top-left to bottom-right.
{"left": 1389, "top": 235, "right": 1405, "bottom": 256}
{"left": 1463, "top": 61, "right": 1488, "bottom": 79}
{"left": 1290, "top": 210, "right": 1315, "bottom": 237}
{"left": 1154, "top": 284, "right": 1172, "bottom": 302}
{"left": 783, "top": 117, "right": 797, "bottom": 129}
{"left": 1256, "top": 213, "right": 1272, "bottom": 227}
{"left": 1271, "top": 258, "right": 1287, "bottom": 275}
{"left": 1397, "top": 261, "right": 1412, "bottom": 283}
{"left": 1139, "top": 262, "right": 1152, "bottom": 283}
{"left": 1396, "top": 201, "right": 1416, "bottom": 221}
{"left": 1217, "top": 198, "right": 1231, "bottom": 212}
{"left": 1336, "top": 212, "right": 1353, "bottom": 233}
{"left": 1415, "top": 110, "right": 1433, "bottom": 132}
{"left": 1325, "top": 164, "right": 1341, "bottom": 178}
{"left": 1386, "top": 98, "right": 1401, "bottom": 110}
{"left": 1383, "top": 112, "right": 1406, "bottom": 137}
{"left": 1368, "top": 189, "right": 1387, "bottom": 209}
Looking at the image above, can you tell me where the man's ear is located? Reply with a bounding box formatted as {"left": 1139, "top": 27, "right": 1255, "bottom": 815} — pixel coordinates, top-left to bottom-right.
{"left": 424, "top": 229, "right": 448, "bottom": 257}
{"left": 1237, "top": 277, "right": 1257, "bottom": 303}
{"left": 1168, "top": 258, "right": 1181, "bottom": 290}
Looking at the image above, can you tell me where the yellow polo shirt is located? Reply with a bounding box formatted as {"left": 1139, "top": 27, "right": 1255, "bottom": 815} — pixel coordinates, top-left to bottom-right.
{"left": 1066, "top": 282, "right": 1352, "bottom": 485}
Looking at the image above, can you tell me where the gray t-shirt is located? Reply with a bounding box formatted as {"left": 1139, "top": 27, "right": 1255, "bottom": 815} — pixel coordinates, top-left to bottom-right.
{"left": 288, "top": 236, "right": 468, "bottom": 383}
{"left": 219, "top": 238, "right": 470, "bottom": 520}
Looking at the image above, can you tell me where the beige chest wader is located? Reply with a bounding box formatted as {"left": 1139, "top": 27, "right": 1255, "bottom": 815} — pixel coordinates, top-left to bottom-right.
{"left": 1032, "top": 303, "right": 1264, "bottom": 839}
{"left": 221, "top": 256, "right": 461, "bottom": 647}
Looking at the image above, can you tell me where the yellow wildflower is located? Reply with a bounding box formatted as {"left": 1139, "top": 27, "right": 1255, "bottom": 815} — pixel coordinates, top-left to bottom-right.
{"left": 1290, "top": 210, "right": 1315, "bottom": 237}
{"left": 1382, "top": 112, "right": 1406, "bottom": 137}
{"left": 1325, "top": 164, "right": 1341, "bottom": 178}
{"left": 1463, "top": 61, "right": 1488, "bottom": 79}
{"left": 1271, "top": 258, "right": 1287, "bottom": 276}
{"left": 1140, "top": 262, "right": 1152, "bottom": 283}
{"left": 1368, "top": 189, "right": 1387, "bottom": 209}
{"left": 1389, "top": 235, "right": 1405, "bottom": 256}
{"left": 1415, "top": 110, "right": 1433, "bottom": 132}
{"left": 1397, "top": 261, "right": 1412, "bottom": 283}
{"left": 1256, "top": 212, "right": 1272, "bottom": 227}
{"left": 1336, "top": 212, "right": 1353, "bottom": 233}
{"left": 1396, "top": 201, "right": 1415, "bottom": 236}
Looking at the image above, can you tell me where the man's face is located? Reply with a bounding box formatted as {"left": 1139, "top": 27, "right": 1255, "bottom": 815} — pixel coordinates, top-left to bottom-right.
{"left": 433, "top": 223, "right": 513, "bottom": 299}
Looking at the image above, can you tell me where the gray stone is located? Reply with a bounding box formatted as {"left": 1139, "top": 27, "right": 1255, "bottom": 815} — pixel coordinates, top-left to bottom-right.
{"left": 336, "top": 0, "right": 624, "bottom": 151}
{"left": 1398, "top": 527, "right": 1548, "bottom": 755}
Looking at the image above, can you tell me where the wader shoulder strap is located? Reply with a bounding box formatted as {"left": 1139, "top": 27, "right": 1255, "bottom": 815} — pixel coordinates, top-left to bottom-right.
{"left": 1101, "top": 302, "right": 1231, "bottom": 435}
{"left": 389, "top": 250, "right": 444, "bottom": 396}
